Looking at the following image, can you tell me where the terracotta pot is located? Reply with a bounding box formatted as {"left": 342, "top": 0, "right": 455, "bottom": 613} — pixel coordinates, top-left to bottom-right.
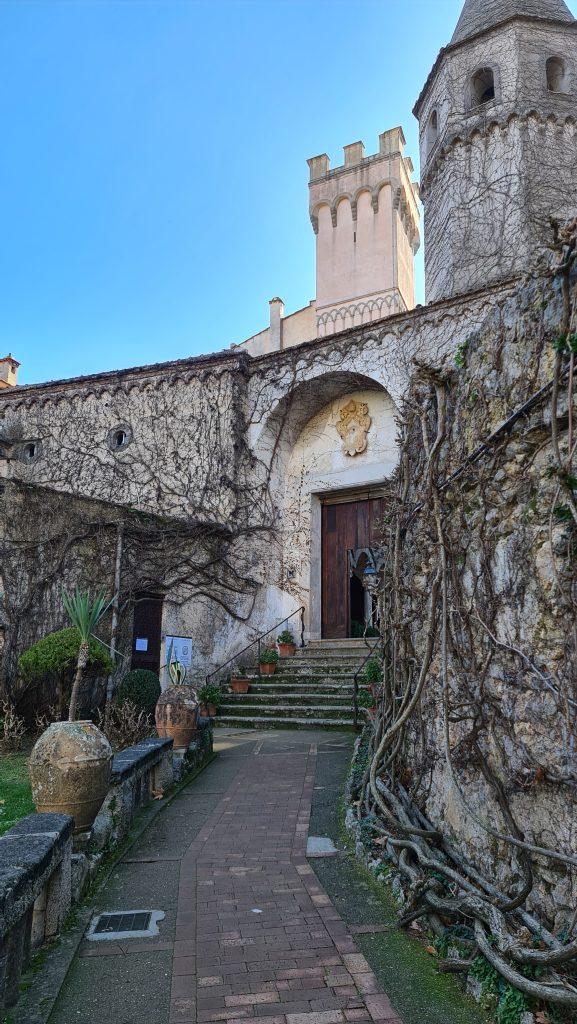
{"left": 260, "top": 663, "right": 276, "bottom": 676}
{"left": 155, "top": 684, "right": 199, "bottom": 749}
{"left": 200, "top": 703, "right": 217, "bottom": 718}
{"left": 230, "top": 678, "right": 250, "bottom": 694}
{"left": 278, "top": 643, "right": 296, "bottom": 658}
{"left": 29, "top": 720, "right": 113, "bottom": 834}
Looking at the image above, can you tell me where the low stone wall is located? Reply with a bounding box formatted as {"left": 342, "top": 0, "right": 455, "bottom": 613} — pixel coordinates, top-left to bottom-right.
{"left": 0, "top": 813, "right": 72, "bottom": 1010}
{"left": 0, "top": 722, "right": 213, "bottom": 1013}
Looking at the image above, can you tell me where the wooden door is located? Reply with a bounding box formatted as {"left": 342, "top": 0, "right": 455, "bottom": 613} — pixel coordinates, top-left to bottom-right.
{"left": 131, "top": 593, "right": 164, "bottom": 674}
{"left": 321, "top": 498, "right": 383, "bottom": 639}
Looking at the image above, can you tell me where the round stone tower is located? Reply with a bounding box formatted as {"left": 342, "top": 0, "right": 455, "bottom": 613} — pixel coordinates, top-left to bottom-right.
{"left": 414, "top": 0, "right": 577, "bottom": 303}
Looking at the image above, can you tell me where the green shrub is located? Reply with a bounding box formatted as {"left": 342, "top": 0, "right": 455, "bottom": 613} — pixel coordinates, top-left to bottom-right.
{"left": 364, "top": 658, "right": 382, "bottom": 684}
{"left": 357, "top": 687, "right": 374, "bottom": 709}
{"left": 260, "top": 648, "right": 279, "bottom": 664}
{"left": 198, "top": 683, "right": 222, "bottom": 708}
{"left": 18, "top": 627, "right": 113, "bottom": 721}
{"left": 277, "top": 630, "right": 295, "bottom": 644}
{"left": 116, "top": 669, "right": 161, "bottom": 715}
{"left": 19, "top": 627, "right": 112, "bottom": 683}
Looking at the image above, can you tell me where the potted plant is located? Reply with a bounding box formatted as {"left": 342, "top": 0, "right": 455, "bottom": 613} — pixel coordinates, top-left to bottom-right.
{"left": 364, "top": 658, "right": 383, "bottom": 701}
{"left": 230, "top": 663, "right": 250, "bottom": 694}
{"left": 259, "top": 648, "right": 279, "bottom": 676}
{"left": 155, "top": 659, "right": 200, "bottom": 750}
{"left": 198, "top": 683, "right": 222, "bottom": 718}
{"left": 357, "top": 686, "right": 376, "bottom": 715}
{"left": 277, "top": 629, "right": 296, "bottom": 657}
{"left": 29, "top": 588, "right": 114, "bottom": 834}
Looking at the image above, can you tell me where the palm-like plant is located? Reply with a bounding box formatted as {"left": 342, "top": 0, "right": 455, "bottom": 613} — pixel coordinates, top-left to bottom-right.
{"left": 169, "top": 659, "right": 187, "bottom": 686}
{"left": 62, "top": 588, "right": 111, "bottom": 721}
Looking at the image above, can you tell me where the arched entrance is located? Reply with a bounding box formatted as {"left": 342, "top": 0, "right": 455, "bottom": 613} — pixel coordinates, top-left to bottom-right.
{"left": 255, "top": 371, "right": 399, "bottom": 640}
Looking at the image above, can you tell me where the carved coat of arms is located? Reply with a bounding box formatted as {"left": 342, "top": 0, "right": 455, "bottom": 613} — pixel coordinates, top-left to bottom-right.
{"left": 336, "top": 399, "right": 372, "bottom": 456}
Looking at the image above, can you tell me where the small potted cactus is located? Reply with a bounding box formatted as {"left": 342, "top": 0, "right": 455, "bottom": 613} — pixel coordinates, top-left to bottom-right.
{"left": 259, "top": 648, "right": 279, "bottom": 676}
{"left": 230, "top": 663, "right": 250, "bottom": 694}
{"left": 277, "top": 629, "right": 296, "bottom": 658}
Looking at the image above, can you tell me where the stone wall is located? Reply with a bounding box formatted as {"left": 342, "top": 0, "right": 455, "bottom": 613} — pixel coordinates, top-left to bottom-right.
{"left": 0, "top": 352, "right": 246, "bottom": 521}
{"left": 383, "top": 265, "right": 577, "bottom": 923}
{"left": 0, "top": 278, "right": 516, "bottom": 686}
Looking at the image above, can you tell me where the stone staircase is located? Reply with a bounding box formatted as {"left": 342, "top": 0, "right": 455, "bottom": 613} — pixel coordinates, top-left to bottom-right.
{"left": 215, "top": 639, "right": 376, "bottom": 731}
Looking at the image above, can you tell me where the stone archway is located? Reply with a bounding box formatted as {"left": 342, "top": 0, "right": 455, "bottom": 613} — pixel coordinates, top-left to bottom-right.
{"left": 251, "top": 371, "right": 399, "bottom": 640}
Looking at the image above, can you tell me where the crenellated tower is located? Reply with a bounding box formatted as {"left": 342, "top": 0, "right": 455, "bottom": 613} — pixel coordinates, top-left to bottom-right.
{"left": 307, "top": 128, "right": 420, "bottom": 337}
{"left": 415, "top": 0, "right": 577, "bottom": 303}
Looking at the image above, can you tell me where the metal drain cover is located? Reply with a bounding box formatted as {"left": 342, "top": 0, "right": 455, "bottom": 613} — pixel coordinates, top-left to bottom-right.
{"left": 87, "top": 909, "right": 164, "bottom": 941}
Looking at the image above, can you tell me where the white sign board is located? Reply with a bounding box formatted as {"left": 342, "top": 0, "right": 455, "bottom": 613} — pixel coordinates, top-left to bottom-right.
{"left": 165, "top": 635, "right": 193, "bottom": 668}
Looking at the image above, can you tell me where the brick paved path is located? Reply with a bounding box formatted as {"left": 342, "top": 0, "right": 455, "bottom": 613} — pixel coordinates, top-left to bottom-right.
{"left": 169, "top": 740, "right": 402, "bottom": 1024}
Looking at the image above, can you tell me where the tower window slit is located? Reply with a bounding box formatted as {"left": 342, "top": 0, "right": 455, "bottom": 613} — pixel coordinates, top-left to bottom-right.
{"left": 547, "top": 56, "right": 567, "bottom": 93}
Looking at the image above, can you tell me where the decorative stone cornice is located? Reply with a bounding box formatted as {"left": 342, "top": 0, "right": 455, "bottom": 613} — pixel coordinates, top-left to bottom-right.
{"left": 420, "top": 110, "right": 577, "bottom": 195}
{"left": 0, "top": 350, "right": 249, "bottom": 410}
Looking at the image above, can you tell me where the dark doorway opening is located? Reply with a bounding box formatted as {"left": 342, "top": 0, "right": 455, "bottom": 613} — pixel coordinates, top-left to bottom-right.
{"left": 131, "top": 592, "right": 164, "bottom": 674}
{"left": 321, "top": 494, "right": 384, "bottom": 639}
{"left": 349, "top": 574, "right": 365, "bottom": 636}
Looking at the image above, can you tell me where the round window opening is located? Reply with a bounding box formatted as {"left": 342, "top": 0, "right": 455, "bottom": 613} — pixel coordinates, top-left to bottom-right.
{"left": 108, "top": 425, "right": 133, "bottom": 452}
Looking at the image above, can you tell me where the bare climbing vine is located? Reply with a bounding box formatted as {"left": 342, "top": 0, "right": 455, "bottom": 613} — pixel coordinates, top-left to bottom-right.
{"left": 352, "top": 222, "right": 577, "bottom": 1014}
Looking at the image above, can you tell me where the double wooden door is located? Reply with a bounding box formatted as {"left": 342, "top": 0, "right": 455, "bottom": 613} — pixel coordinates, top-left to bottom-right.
{"left": 321, "top": 497, "right": 383, "bottom": 639}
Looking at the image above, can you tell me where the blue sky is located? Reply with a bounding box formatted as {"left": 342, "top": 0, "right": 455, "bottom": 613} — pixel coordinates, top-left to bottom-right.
{"left": 0, "top": 0, "right": 563, "bottom": 385}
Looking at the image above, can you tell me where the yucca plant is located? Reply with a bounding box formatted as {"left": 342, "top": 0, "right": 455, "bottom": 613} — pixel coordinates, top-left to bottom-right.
{"left": 169, "top": 659, "right": 187, "bottom": 686}
{"left": 62, "top": 588, "right": 111, "bottom": 721}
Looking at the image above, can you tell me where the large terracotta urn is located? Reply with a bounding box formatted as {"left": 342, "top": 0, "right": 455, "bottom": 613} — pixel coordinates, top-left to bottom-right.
{"left": 29, "top": 721, "right": 113, "bottom": 834}
{"left": 155, "top": 685, "right": 199, "bottom": 750}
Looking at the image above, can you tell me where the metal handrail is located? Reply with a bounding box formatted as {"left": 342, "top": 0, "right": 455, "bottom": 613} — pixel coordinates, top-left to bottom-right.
{"left": 206, "top": 606, "right": 306, "bottom": 687}
{"left": 352, "top": 636, "right": 384, "bottom": 730}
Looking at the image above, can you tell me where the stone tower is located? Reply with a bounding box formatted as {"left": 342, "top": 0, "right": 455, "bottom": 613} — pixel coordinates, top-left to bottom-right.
{"left": 307, "top": 128, "right": 420, "bottom": 337}
{"left": 414, "top": 0, "right": 577, "bottom": 303}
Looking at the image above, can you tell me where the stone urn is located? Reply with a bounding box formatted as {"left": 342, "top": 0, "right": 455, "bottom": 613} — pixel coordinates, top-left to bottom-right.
{"left": 29, "top": 721, "right": 113, "bottom": 834}
{"left": 155, "top": 685, "right": 199, "bottom": 750}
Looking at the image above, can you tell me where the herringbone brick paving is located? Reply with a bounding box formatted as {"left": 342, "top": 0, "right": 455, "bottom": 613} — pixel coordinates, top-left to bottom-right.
{"left": 169, "top": 741, "right": 402, "bottom": 1024}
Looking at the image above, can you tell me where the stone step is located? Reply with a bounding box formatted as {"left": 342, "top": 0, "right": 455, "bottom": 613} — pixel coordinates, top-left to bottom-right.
{"left": 292, "top": 651, "right": 368, "bottom": 662}
{"left": 275, "top": 664, "right": 363, "bottom": 676}
{"left": 306, "top": 639, "right": 379, "bottom": 650}
{"left": 246, "top": 680, "right": 353, "bottom": 693}
{"left": 225, "top": 691, "right": 352, "bottom": 705}
{"left": 219, "top": 703, "right": 352, "bottom": 720}
{"left": 214, "top": 715, "right": 355, "bottom": 731}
